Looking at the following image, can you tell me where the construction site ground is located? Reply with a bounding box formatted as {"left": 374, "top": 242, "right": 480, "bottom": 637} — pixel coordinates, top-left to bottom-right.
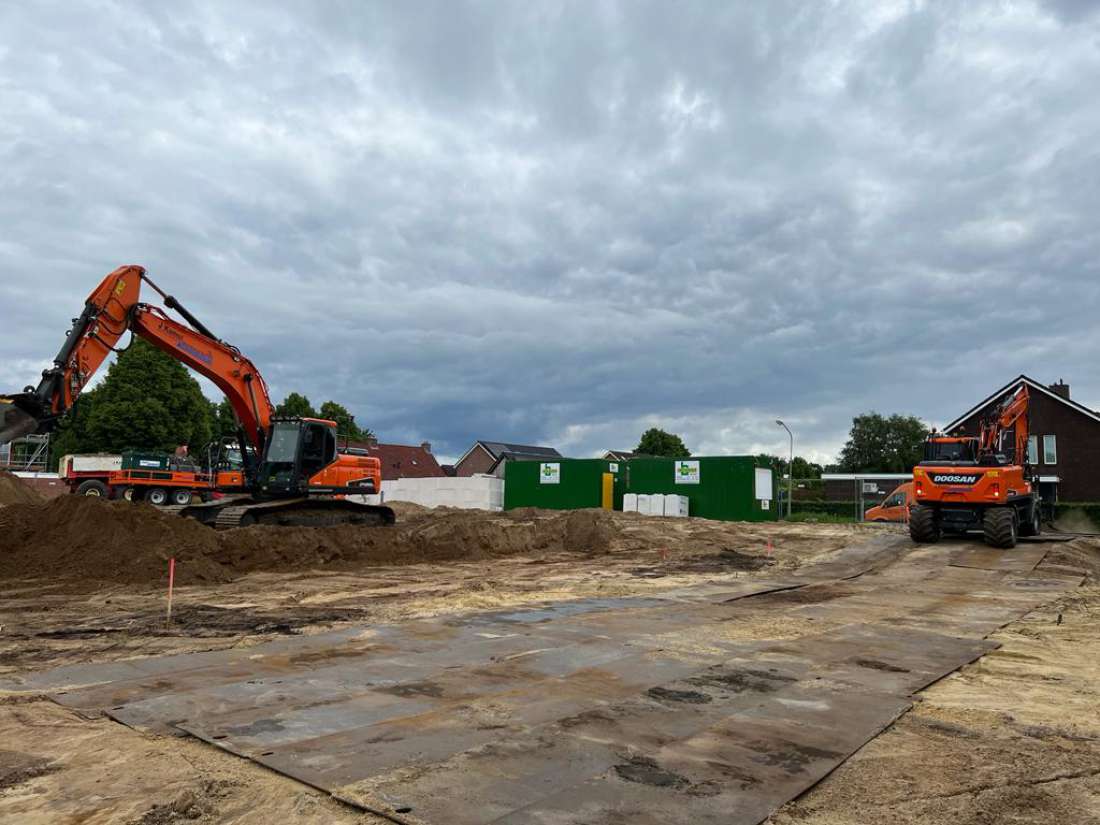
{"left": 0, "top": 497, "right": 1097, "bottom": 824}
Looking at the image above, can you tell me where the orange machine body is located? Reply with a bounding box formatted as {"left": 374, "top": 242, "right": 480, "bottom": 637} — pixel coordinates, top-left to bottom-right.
{"left": 909, "top": 385, "right": 1040, "bottom": 547}
{"left": 12, "top": 265, "right": 383, "bottom": 503}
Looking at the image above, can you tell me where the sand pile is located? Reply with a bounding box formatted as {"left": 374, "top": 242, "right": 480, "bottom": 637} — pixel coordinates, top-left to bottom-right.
{"left": 0, "top": 498, "right": 620, "bottom": 588}
{"left": 0, "top": 471, "right": 42, "bottom": 506}
{"left": 0, "top": 497, "right": 228, "bottom": 586}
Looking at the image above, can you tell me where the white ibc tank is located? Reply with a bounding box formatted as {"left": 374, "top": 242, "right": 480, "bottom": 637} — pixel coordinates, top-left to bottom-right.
{"left": 636, "top": 494, "right": 651, "bottom": 515}
{"left": 648, "top": 493, "right": 666, "bottom": 516}
{"left": 623, "top": 493, "right": 638, "bottom": 513}
{"left": 664, "top": 495, "right": 689, "bottom": 517}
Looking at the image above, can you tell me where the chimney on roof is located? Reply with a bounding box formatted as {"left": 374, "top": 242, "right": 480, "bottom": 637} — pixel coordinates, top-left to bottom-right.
{"left": 366, "top": 436, "right": 379, "bottom": 448}
{"left": 1049, "top": 380, "right": 1070, "bottom": 400}
{"left": 420, "top": 441, "right": 431, "bottom": 453}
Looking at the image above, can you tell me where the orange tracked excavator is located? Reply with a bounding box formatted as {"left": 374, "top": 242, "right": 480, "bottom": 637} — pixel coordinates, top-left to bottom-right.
{"left": 910, "top": 384, "right": 1040, "bottom": 548}
{"left": 0, "top": 265, "right": 394, "bottom": 529}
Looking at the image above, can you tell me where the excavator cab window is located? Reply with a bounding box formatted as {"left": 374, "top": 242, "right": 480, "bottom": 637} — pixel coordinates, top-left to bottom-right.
{"left": 266, "top": 422, "right": 302, "bottom": 465}
{"left": 299, "top": 422, "right": 337, "bottom": 478}
{"left": 922, "top": 439, "right": 977, "bottom": 465}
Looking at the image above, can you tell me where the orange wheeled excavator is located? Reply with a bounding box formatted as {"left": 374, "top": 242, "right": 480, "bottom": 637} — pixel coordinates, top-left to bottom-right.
{"left": 910, "top": 384, "right": 1040, "bottom": 548}
{"left": 0, "top": 265, "right": 394, "bottom": 529}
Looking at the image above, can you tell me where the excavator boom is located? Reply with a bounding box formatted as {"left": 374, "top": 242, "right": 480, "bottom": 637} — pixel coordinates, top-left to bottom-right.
{"left": 2, "top": 266, "right": 393, "bottom": 530}
{"left": 0, "top": 266, "right": 272, "bottom": 454}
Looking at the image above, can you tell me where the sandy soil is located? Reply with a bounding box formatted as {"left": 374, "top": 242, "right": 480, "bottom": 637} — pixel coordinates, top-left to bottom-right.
{"left": 767, "top": 585, "right": 1100, "bottom": 825}
{"left": 0, "top": 506, "right": 1096, "bottom": 825}
{"left": 0, "top": 470, "right": 41, "bottom": 506}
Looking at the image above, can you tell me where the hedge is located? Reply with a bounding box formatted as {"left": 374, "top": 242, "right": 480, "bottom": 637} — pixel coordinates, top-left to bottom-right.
{"left": 1052, "top": 502, "right": 1100, "bottom": 523}
{"left": 788, "top": 500, "right": 863, "bottom": 518}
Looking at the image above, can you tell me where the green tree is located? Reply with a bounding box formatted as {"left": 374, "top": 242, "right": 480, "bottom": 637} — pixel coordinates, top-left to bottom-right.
{"left": 48, "top": 390, "right": 100, "bottom": 468}
{"left": 635, "top": 427, "right": 690, "bottom": 458}
{"left": 837, "top": 412, "right": 929, "bottom": 473}
{"left": 756, "top": 453, "right": 823, "bottom": 479}
{"left": 318, "top": 400, "right": 373, "bottom": 441}
{"left": 275, "top": 392, "right": 317, "bottom": 418}
{"left": 209, "top": 398, "right": 239, "bottom": 441}
{"left": 50, "top": 339, "right": 212, "bottom": 457}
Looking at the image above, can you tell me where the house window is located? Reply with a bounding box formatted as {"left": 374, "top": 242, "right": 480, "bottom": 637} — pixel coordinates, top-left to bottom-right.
{"left": 1043, "top": 435, "right": 1057, "bottom": 465}
{"left": 1027, "top": 435, "right": 1038, "bottom": 464}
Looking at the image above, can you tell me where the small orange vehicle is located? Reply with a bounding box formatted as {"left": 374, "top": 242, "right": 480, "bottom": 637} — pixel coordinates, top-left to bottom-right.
{"left": 864, "top": 482, "right": 912, "bottom": 522}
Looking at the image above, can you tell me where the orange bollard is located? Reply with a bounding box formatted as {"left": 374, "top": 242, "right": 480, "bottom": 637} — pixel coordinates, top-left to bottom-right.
{"left": 166, "top": 557, "right": 176, "bottom": 627}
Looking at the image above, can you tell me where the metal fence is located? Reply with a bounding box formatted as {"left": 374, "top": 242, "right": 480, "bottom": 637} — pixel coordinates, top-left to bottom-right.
{"left": 0, "top": 434, "right": 50, "bottom": 472}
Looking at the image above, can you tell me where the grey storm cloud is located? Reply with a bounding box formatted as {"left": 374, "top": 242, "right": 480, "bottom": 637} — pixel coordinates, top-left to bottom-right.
{"left": 2, "top": 0, "right": 1098, "bottom": 463}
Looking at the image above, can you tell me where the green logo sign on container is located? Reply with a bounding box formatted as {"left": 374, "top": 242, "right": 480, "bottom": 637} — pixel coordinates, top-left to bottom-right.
{"left": 675, "top": 459, "right": 700, "bottom": 484}
{"left": 540, "top": 462, "right": 561, "bottom": 484}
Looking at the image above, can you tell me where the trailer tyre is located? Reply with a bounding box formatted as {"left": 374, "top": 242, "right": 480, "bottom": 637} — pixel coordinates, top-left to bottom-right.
{"left": 170, "top": 489, "right": 193, "bottom": 506}
{"left": 147, "top": 487, "right": 169, "bottom": 507}
{"left": 983, "top": 507, "right": 1018, "bottom": 549}
{"left": 76, "top": 480, "right": 110, "bottom": 498}
{"left": 909, "top": 505, "right": 941, "bottom": 543}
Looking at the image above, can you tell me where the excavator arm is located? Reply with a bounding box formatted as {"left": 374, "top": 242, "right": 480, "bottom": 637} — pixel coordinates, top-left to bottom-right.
{"left": 0, "top": 265, "right": 273, "bottom": 455}
{"left": 978, "top": 384, "right": 1029, "bottom": 465}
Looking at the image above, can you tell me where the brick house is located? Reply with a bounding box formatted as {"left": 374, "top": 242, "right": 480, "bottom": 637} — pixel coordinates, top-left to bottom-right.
{"left": 453, "top": 441, "right": 562, "bottom": 478}
{"left": 343, "top": 438, "right": 445, "bottom": 481}
{"left": 943, "top": 375, "right": 1100, "bottom": 503}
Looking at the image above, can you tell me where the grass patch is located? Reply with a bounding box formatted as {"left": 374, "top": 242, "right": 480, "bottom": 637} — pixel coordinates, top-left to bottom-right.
{"left": 784, "top": 512, "right": 857, "bottom": 524}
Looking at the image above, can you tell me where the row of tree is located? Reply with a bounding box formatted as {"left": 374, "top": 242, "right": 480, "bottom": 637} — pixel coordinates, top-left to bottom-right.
{"left": 49, "top": 340, "right": 373, "bottom": 466}
{"left": 46, "top": 342, "right": 928, "bottom": 475}
{"left": 635, "top": 413, "right": 929, "bottom": 476}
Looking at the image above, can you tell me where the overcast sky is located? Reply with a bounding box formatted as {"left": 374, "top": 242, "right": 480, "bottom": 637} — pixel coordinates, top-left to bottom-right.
{"left": 2, "top": 1, "right": 1098, "bottom": 464}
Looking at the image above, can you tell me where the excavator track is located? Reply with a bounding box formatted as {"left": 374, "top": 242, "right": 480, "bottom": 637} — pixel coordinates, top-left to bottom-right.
{"left": 179, "top": 497, "right": 395, "bottom": 530}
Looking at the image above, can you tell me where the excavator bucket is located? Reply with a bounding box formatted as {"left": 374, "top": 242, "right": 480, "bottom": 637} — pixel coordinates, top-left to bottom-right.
{"left": 0, "top": 394, "right": 42, "bottom": 446}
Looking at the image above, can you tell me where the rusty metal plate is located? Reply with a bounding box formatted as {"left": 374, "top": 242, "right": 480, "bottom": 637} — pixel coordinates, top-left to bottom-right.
{"left": 9, "top": 535, "right": 1084, "bottom": 825}
{"left": 949, "top": 545, "right": 1048, "bottom": 573}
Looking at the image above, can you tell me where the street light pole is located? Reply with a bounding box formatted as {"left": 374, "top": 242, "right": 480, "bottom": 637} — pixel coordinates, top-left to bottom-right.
{"left": 775, "top": 419, "right": 793, "bottom": 519}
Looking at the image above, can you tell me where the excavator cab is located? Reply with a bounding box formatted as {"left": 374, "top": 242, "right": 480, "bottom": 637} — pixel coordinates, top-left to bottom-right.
{"left": 922, "top": 437, "right": 977, "bottom": 465}
{"left": 256, "top": 418, "right": 338, "bottom": 496}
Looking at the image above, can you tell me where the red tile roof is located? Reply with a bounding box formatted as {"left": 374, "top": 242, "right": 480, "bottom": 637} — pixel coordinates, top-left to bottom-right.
{"left": 343, "top": 440, "right": 445, "bottom": 481}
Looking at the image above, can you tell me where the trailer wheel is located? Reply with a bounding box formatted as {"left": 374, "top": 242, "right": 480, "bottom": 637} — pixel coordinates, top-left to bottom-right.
{"left": 76, "top": 479, "right": 110, "bottom": 498}
{"left": 983, "top": 507, "right": 1017, "bottom": 549}
{"left": 171, "top": 489, "right": 193, "bottom": 506}
{"left": 909, "top": 504, "right": 941, "bottom": 543}
{"left": 147, "top": 487, "right": 169, "bottom": 507}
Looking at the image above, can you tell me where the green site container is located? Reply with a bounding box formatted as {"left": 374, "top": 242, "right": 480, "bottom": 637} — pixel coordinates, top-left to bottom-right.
{"left": 121, "top": 451, "right": 170, "bottom": 471}
{"left": 625, "top": 456, "right": 778, "bottom": 522}
{"left": 504, "top": 458, "right": 626, "bottom": 511}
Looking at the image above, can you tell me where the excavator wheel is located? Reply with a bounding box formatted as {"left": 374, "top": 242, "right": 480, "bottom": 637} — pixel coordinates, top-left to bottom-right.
{"left": 909, "top": 504, "right": 941, "bottom": 543}
{"left": 983, "top": 507, "right": 1018, "bottom": 549}
{"left": 1018, "top": 501, "right": 1042, "bottom": 537}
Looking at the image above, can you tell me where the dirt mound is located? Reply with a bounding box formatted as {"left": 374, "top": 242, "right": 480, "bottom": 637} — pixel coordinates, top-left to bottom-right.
{"left": 1046, "top": 537, "right": 1100, "bottom": 580}
{"left": 0, "top": 496, "right": 228, "bottom": 586}
{"left": 207, "top": 507, "right": 616, "bottom": 575}
{"left": 1053, "top": 507, "right": 1100, "bottom": 535}
{"left": 0, "top": 501, "right": 624, "bottom": 589}
{"left": 0, "top": 471, "right": 41, "bottom": 506}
